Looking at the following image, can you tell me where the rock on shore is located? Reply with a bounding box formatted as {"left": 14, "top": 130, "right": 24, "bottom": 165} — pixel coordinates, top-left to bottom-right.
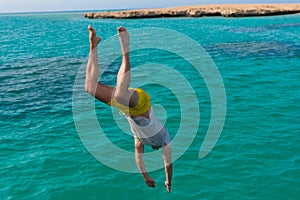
{"left": 84, "top": 4, "right": 300, "bottom": 19}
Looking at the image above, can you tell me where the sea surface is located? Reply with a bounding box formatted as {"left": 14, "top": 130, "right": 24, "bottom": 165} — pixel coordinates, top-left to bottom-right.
{"left": 0, "top": 11, "right": 299, "bottom": 200}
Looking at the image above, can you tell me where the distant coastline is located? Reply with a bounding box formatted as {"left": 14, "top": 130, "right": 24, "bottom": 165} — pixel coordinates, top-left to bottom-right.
{"left": 84, "top": 4, "right": 300, "bottom": 19}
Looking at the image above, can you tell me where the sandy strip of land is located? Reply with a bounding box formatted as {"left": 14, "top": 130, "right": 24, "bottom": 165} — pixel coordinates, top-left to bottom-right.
{"left": 84, "top": 4, "right": 300, "bottom": 19}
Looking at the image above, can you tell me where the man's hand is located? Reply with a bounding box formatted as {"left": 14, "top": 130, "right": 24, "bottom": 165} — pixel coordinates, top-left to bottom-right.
{"left": 165, "top": 181, "right": 171, "bottom": 193}
{"left": 145, "top": 177, "right": 155, "bottom": 188}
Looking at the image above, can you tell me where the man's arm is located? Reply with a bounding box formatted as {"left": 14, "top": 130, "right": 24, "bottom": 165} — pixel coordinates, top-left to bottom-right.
{"left": 163, "top": 143, "right": 172, "bottom": 193}
{"left": 134, "top": 138, "right": 155, "bottom": 188}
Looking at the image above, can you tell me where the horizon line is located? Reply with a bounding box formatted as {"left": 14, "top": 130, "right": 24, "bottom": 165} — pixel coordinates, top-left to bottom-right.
{"left": 1, "top": 3, "right": 299, "bottom": 15}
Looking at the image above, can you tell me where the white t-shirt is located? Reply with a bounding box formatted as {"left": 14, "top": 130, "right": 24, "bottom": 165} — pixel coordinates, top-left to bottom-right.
{"left": 125, "top": 107, "right": 170, "bottom": 147}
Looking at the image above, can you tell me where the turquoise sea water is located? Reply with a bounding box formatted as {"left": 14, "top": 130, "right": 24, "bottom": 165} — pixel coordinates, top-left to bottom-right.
{"left": 0, "top": 12, "right": 299, "bottom": 199}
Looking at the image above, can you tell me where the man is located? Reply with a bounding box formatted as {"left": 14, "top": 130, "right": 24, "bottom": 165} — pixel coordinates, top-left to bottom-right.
{"left": 85, "top": 25, "right": 172, "bottom": 193}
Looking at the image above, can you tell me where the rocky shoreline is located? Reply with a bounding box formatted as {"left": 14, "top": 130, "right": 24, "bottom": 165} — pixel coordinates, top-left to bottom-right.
{"left": 84, "top": 4, "right": 300, "bottom": 19}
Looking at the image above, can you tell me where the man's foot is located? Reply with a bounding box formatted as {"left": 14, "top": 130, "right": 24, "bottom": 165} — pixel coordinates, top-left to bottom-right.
{"left": 88, "top": 25, "right": 101, "bottom": 51}
{"left": 117, "top": 26, "right": 130, "bottom": 54}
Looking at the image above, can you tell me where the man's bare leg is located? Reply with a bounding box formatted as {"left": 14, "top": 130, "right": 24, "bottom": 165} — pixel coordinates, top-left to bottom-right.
{"left": 113, "top": 27, "right": 138, "bottom": 107}
{"left": 85, "top": 25, "right": 114, "bottom": 103}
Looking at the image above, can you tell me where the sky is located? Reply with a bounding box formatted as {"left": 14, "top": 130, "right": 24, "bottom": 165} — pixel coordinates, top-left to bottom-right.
{"left": 0, "top": 0, "right": 299, "bottom": 13}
